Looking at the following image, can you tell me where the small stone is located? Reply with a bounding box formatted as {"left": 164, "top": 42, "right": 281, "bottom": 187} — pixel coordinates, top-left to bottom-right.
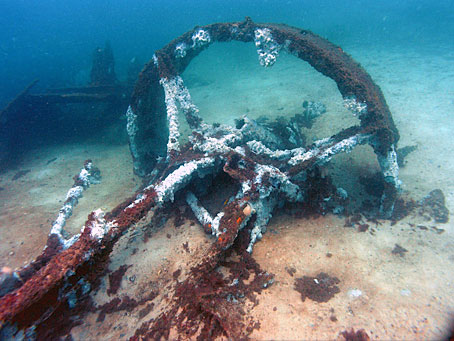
{"left": 243, "top": 204, "right": 252, "bottom": 216}
{"left": 392, "top": 244, "right": 408, "bottom": 257}
{"left": 1, "top": 267, "right": 12, "bottom": 274}
{"left": 0, "top": 270, "right": 21, "bottom": 297}
{"left": 347, "top": 288, "right": 362, "bottom": 298}
{"left": 400, "top": 289, "right": 411, "bottom": 296}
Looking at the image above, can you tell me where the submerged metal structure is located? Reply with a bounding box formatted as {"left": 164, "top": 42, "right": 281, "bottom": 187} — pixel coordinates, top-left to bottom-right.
{"left": 127, "top": 17, "right": 400, "bottom": 213}
{"left": 0, "top": 18, "right": 400, "bottom": 338}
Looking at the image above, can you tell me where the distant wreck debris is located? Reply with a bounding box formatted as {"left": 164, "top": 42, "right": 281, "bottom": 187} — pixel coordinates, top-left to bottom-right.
{"left": 0, "top": 18, "right": 403, "bottom": 339}
{"left": 297, "top": 100, "right": 327, "bottom": 129}
{"left": 90, "top": 41, "right": 117, "bottom": 86}
{"left": 0, "top": 42, "right": 133, "bottom": 165}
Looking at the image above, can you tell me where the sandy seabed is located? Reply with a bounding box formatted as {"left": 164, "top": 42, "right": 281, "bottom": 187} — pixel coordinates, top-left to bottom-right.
{"left": 1, "top": 41, "right": 453, "bottom": 340}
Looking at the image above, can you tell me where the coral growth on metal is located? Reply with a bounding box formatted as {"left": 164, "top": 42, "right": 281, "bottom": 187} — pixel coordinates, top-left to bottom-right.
{"left": 0, "top": 18, "right": 400, "bottom": 337}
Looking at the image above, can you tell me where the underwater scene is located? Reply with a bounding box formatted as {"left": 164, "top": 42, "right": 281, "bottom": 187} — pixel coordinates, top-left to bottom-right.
{"left": 0, "top": 0, "right": 453, "bottom": 340}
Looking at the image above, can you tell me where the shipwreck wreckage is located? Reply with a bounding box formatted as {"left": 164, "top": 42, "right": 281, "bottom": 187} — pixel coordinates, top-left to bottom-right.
{"left": 0, "top": 41, "right": 136, "bottom": 165}
{"left": 0, "top": 18, "right": 402, "bottom": 339}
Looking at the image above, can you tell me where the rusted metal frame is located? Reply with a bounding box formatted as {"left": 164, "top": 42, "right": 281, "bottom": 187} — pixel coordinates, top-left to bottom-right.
{"left": 0, "top": 190, "right": 157, "bottom": 328}
{"left": 133, "top": 19, "right": 398, "bottom": 145}
{"left": 128, "top": 19, "right": 400, "bottom": 215}
{"left": 0, "top": 18, "right": 403, "bottom": 335}
{"left": 13, "top": 161, "right": 101, "bottom": 285}
{"left": 0, "top": 150, "right": 223, "bottom": 329}
{"left": 0, "top": 154, "right": 220, "bottom": 328}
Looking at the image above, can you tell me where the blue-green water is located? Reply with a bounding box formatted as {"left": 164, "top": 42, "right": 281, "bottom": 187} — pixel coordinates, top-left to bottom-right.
{"left": 0, "top": 0, "right": 453, "bottom": 107}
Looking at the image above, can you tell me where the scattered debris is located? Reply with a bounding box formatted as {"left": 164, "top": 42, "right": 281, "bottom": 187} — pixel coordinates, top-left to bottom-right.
{"left": 133, "top": 229, "right": 273, "bottom": 340}
{"left": 107, "top": 264, "right": 132, "bottom": 296}
{"left": 390, "top": 196, "right": 417, "bottom": 224}
{"left": 344, "top": 213, "right": 370, "bottom": 233}
{"left": 294, "top": 272, "right": 340, "bottom": 303}
{"left": 97, "top": 290, "right": 157, "bottom": 322}
{"left": 396, "top": 145, "right": 418, "bottom": 167}
{"left": 357, "top": 223, "right": 369, "bottom": 232}
{"left": 46, "top": 157, "right": 58, "bottom": 165}
{"left": 11, "top": 169, "right": 30, "bottom": 181}
{"left": 344, "top": 213, "right": 362, "bottom": 227}
{"left": 430, "top": 225, "right": 445, "bottom": 234}
{"left": 285, "top": 266, "right": 296, "bottom": 277}
{"left": 392, "top": 244, "right": 408, "bottom": 257}
{"left": 339, "top": 328, "right": 370, "bottom": 341}
{"left": 419, "top": 189, "right": 449, "bottom": 223}
{"left": 361, "top": 187, "right": 449, "bottom": 227}
{"left": 296, "top": 100, "right": 327, "bottom": 129}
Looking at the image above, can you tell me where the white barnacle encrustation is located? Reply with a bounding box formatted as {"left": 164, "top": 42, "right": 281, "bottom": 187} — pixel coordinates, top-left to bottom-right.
{"left": 185, "top": 191, "right": 213, "bottom": 227}
{"left": 150, "top": 157, "right": 217, "bottom": 205}
{"left": 152, "top": 53, "right": 159, "bottom": 67}
{"left": 84, "top": 209, "right": 115, "bottom": 242}
{"left": 230, "top": 25, "right": 240, "bottom": 38}
{"left": 315, "top": 134, "right": 370, "bottom": 166}
{"left": 343, "top": 95, "right": 368, "bottom": 117}
{"left": 377, "top": 144, "right": 401, "bottom": 190}
{"left": 185, "top": 191, "right": 226, "bottom": 236}
{"left": 49, "top": 161, "right": 102, "bottom": 249}
{"left": 160, "top": 77, "right": 182, "bottom": 155}
{"left": 126, "top": 106, "right": 140, "bottom": 165}
{"left": 191, "top": 28, "right": 211, "bottom": 48}
{"left": 159, "top": 76, "right": 204, "bottom": 158}
{"left": 174, "top": 42, "right": 188, "bottom": 58}
{"left": 254, "top": 27, "right": 281, "bottom": 67}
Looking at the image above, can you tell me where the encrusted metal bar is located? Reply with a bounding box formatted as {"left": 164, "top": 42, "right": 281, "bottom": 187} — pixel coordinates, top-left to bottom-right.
{"left": 0, "top": 155, "right": 221, "bottom": 328}
{"left": 0, "top": 161, "right": 101, "bottom": 293}
{"left": 160, "top": 77, "right": 182, "bottom": 156}
{"left": 50, "top": 160, "right": 101, "bottom": 249}
{"left": 377, "top": 144, "right": 401, "bottom": 217}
